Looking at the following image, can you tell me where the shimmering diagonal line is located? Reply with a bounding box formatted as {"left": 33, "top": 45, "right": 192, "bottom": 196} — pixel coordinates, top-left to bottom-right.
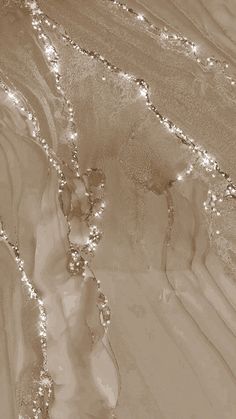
{"left": 0, "top": 76, "right": 66, "bottom": 192}
{"left": 104, "top": 0, "right": 236, "bottom": 88}
{"left": 26, "top": 0, "right": 236, "bottom": 200}
{"left": 24, "top": 0, "right": 112, "bottom": 330}
{"left": 0, "top": 221, "right": 53, "bottom": 418}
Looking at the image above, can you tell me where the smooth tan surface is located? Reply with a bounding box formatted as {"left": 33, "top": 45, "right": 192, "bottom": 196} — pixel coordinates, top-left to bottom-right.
{"left": 1, "top": 1, "right": 236, "bottom": 418}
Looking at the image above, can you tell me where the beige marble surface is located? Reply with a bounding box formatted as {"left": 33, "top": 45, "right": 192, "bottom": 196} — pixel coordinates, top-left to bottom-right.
{"left": 1, "top": 1, "right": 236, "bottom": 418}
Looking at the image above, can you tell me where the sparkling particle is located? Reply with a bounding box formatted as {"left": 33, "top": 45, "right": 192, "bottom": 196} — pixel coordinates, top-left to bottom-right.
{"left": 137, "top": 14, "right": 144, "bottom": 21}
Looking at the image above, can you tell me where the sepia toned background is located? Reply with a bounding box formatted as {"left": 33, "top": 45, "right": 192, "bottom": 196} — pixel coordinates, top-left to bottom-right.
{"left": 1, "top": 1, "right": 236, "bottom": 418}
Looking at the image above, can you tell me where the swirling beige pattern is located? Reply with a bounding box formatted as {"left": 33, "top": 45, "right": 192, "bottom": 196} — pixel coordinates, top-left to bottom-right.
{"left": 1, "top": 1, "right": 236, "bottom": 418}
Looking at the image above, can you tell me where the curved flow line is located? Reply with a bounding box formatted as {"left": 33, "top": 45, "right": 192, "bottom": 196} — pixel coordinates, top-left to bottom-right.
{"left": 1, "top": 2, "right": 117, "bottom": 414}
{"left": 24, "top": 0, "right": 236, "bottom": 216}
{"left": 104, "top": 0, "right": 236, "bottom": 88}
{"left": 0, "top": 221, "right": 53, "bottom": 418}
